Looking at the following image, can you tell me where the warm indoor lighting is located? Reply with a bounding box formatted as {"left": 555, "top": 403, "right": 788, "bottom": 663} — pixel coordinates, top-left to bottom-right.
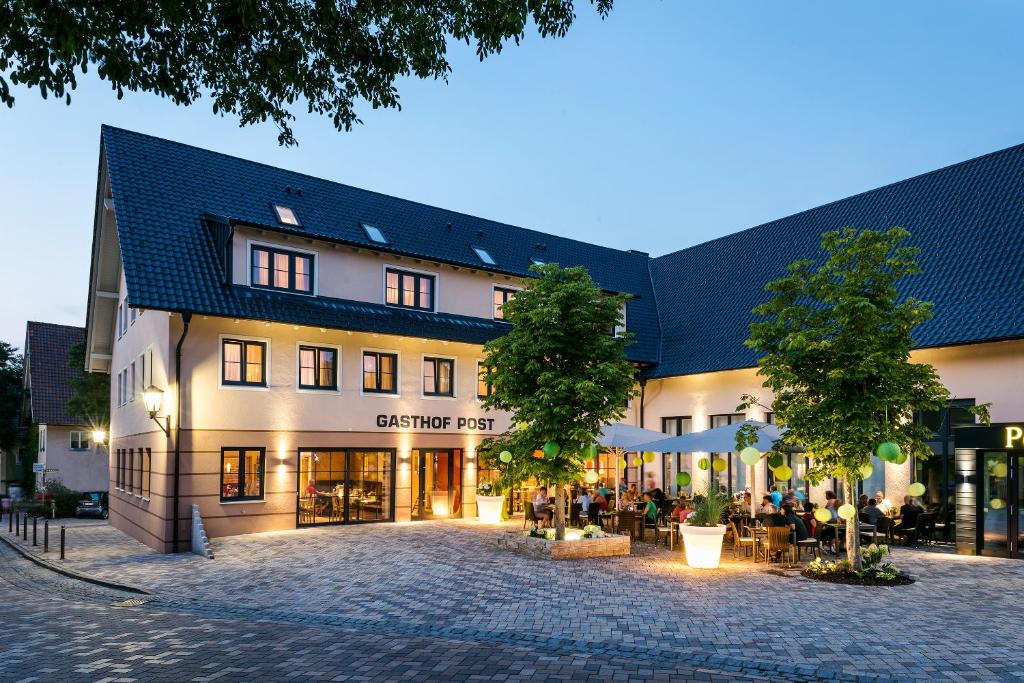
{"left": 92, "top": 429, "right": 107, "bottom": 445}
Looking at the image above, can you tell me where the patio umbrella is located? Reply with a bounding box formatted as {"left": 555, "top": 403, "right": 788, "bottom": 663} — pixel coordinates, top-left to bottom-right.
{"left": 596, "top": 423, "right": 671, "bottom": 509}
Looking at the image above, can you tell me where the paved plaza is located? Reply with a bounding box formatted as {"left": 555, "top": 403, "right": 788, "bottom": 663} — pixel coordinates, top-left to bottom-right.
{"left": 2, "top": 519, "right": 1023, "bottom": 682}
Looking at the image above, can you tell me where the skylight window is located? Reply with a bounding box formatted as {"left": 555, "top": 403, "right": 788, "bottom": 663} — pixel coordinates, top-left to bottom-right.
{"left": 531, "top": 258, "right": 546, "bottom": 266}
{"left": 273, "top": 204, "right": 300, "bottom": 226}
{"left": 361, "top": 222, "right": 388, "bottom": 244}
{"left": 472, "top": 246, "right": 496, "bottom": 265}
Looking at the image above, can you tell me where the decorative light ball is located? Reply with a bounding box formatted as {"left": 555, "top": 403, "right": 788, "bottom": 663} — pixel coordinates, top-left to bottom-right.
{"left": 740, "top": 447, "right": 761, "bottom": 466}
{"left": 837, "top": 503, "right": 856, "bottom": 520}
{"left": 584, "top": 470, "right": 599, "bottom": 484}
{"left": 876, "top": 442, "right": 901, "bottom": 462}
{"left": 631, "top": 456, "right": 643, "bottom": 467}
{"left": 773, "top": 464, "right": 793, "bottom": 481}
{"left": 814, "top": 508, "right": 832, "bottom": 523}
{"left": 676, "top": 472, "right": 691, "bottom": 487}
{"left": 585, "top": 443, "right": 598, "bottom": 459}
{"left": 993, "top": 462, "right": 1008, "bottom": 478}
{"left": 619, "top": 458, "right": 628, "bottom": 469}
{"left": 642, "top": 451, "right": 656, "bottom": 464}
{"left": 859, "top": 464, "right": 873, "bottom": 480}
{"left": 893, "top": 450, "right": 908, "bottom": 465}
{"left": 542, "top": 441, "right": 560, "bottom": 458}
{"left": 499, "top": 450, "right": 513, "bottom": 464}
{"left": 533, "top": 449, "right": 545, "bottom": 459}
{"left": 907, "top": 482, "right": 926, "bottom": 497}
{"left": 565, "top": 530, "right": 582, "bottom": 541}
{"left": 711, "top": 457, "right": 727, "bottom": 473}
{"left": 990, "top": 498, "right": 1005, "bottom": 510}
{"left": 697, "top": 457, "right": 710, "bottom": 471}
{"left": 767, "top": 454, "right": 784, "bottom": 469}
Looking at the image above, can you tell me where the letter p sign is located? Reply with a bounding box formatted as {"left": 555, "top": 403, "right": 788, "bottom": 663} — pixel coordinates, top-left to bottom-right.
{"left": 1006, "top": 426, "right": 1024, "bottom": 449}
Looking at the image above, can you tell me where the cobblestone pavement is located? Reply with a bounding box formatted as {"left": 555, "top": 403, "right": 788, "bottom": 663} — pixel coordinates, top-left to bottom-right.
{"left": 0, "top": 542, "right": 760, "bottom": 682}
{"left": 3, "top": 518, "right": 1024, "bottom": 681}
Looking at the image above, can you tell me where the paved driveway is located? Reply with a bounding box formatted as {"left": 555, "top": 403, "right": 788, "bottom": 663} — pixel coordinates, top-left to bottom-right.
{"left": 4, "top": 519, "right": 1024, "bottom": 681}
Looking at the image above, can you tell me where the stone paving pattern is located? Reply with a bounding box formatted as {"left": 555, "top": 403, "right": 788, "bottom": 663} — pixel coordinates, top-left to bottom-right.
{"left": 2, "top": 517, "right": 1024, "bottom": 681}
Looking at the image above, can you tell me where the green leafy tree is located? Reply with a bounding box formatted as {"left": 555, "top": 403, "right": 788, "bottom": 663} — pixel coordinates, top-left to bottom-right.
{"left": 0, "top": 341, "right": 24, "bottom": 454}
{"left": 480, "top": 263, "right": 636, "bottom": 540}
{"left": 740, "top": 227, "right": 985, "bottom": 570}
{"left": 1, "top": 1, "right": 612, "bottom": 146}
{"left": 66, "top": 342, "right": 110, "bottom": 429}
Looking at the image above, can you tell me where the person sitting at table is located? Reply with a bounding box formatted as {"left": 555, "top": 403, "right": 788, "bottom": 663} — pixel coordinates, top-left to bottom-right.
{"left": 592, "top": 489, "right": 608, "bottom": 512}
{"left": 760, "top": 494, "right": 777, "bottom": 515}
{"left": 739, "top": 491, "right": 752, "bottom": 516}
{"left": 895, "top": 495, "right": 921, "bottom": 531}
{"left": 532, "top": 487, "right": 552, "bottom": 528}
{"left": 651, "top": 487, "right": 667, "bottom": 504}
{"left": 642, "top": 492, "right": 658, "bottom": 524}
{"left": 576, "top": 488, "right": 592, "bottom": 512}
{"left": 874, "top": 490, "right": 893, "bottom": 514}
{"left": 671, "top": 498, "right": 693, "bottom": 522}
{"left": 801, "top": 502, "right": 817, "bottom": 536}
{"left": 622, "top": 484, "right": 639, "bottom": 506}
{"left": 305, "top": 478, "right": 319, "bottom": 496}
{"left": 862, "top": 497, "right": 884, "bottom": 525}
{"left": 857, "top": 493, "right": 870, "bottom": 510}
{"left": 782, "top": 503, "right": 808, "bottom": 541}
{"left": 782, "top": 488, "right": 799, "bottom": 507}
{"left": 824, "top": 491, "right": 840, "bottom": 520}
{"left": 770, "top": 488, "right": 783, "bottom": 510}
{"left": 597, "top": 483, "right": 611, "bottom": 498}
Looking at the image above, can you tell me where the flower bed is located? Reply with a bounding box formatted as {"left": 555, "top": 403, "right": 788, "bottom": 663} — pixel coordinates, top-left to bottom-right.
{"left": 801, "top": 544, "right": 915, "bottom": 586}
{"left": 496, "top": 526, "right": 630, "bottom": 560}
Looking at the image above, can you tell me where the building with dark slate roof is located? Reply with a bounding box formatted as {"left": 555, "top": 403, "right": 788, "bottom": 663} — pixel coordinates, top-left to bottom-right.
{"left": 22, "top": 322, "right": 108, "bottom": 494}
{"left": 83, "top": 127, "right": 1024, "bottom": 553}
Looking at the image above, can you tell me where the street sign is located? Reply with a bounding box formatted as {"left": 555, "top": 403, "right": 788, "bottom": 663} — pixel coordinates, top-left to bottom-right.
{"left": 32, "top": 463, "right": 44, "bottom": 473}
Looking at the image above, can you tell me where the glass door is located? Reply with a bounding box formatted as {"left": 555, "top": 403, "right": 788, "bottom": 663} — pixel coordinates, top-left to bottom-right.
{"left": 980, "top": 451, "right": 1010, "bottom": 555}
{"left": 1017, "top": 455, "right": 1024, "bottom": 558}
{"left": 411, "top": 449, "right": 463, "bottom": 520}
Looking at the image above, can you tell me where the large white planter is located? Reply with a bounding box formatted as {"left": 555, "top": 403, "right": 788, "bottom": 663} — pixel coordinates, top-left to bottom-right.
{"left": 477, "top": 495, "right": 505, "bottom": 524}
{"left": 680, "top": 524, "right": 728, "bottom": 569}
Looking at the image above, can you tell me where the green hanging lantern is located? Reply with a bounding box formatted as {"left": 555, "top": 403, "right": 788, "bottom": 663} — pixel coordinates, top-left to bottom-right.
{"left": 584, "top": 470, "right": 600, "bottom": 484}
{"left": 585, "top": 443, "right": 598, "bottom": 459}
{"left": 711, "top": 457, "right": 727, "bottom": 473}
{"left": 859, "top": 464, "right": 873, "bottom": 480}
{"left": 675, "top": 471, "right": 691, "bottom": 487}
{"left": 642, "top": 451, "right": 656, "bottom": 464}
{"left": 498, "top": 450, "right": 513, "bottom": 464}
{"left": 542, "top": 441, "right": 560, "bottom": 458}
{"left": 773, "top": 464, "right": 792, "bottom": 481}
{"left": 767, "top": 454, "right": 784, "bottom": 469}
{"left": 894, "top": 450, "right": 908, "bottom": 465}
{"left": 814, "top": 507, "right": 832, "bottom": 523}
{"left": 740, "top": 447, "right": 761, "bottom": 466}
{"left": 876, "top": 442, "right": 900, "bottom": 462}
{"left": 908, "top": 482, "right": 926, "bottom": 497}
{"left": 697, "top": 457, "right": 710, "bottom": 471}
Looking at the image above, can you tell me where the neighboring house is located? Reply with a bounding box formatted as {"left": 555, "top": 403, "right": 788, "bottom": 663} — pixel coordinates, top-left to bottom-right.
{"left": 81, "top": 126, "right": 1024, "bottom": 553}
{"left": 24, "top": 322, "right": 108, "bottom": 493}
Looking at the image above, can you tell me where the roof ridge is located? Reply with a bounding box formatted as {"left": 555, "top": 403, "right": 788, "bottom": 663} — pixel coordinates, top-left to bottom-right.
{"left": 652, "top": 140, "right": 1024, "bottom": 261}
{"left": 27, "top": 321, "right": 86, "bottom": 330}
{"left": 100, "top": 125, "right": 649, "bottom": 262}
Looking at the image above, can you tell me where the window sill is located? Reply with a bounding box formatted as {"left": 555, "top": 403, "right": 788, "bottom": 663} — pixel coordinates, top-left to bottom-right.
{"left": 220, "top": 499, "right": 266, "bottom": 505}
{"left": 219, "top": 384, "right": 271, "bottom": 392}
{"left": 360, "top": 390, "right": 400, "bottom": 398}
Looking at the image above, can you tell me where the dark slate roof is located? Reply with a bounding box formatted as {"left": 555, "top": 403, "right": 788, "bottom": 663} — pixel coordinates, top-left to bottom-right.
{"left": 649, "top": 143, "right": 1024, "bottom": 378}
{"left": 26, "top": 322, "right": 86, "bottom": 425}
{"left": 101, "top": 126, "right": 660, "bottom": 362}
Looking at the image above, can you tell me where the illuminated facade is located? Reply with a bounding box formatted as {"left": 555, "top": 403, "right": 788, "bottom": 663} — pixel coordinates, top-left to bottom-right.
{"left": 83, "top": 127, "right": 1024, "bottom": 552}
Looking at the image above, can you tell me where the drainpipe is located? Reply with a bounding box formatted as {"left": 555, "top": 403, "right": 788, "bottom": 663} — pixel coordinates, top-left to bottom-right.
{"left": 172, "top": 312, "right": 192, "bottom": 553}
{"left": 637, "top": 375, "right": 647, "bottom": 484}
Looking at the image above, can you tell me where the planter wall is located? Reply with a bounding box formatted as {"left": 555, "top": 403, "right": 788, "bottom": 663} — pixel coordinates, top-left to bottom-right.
{"left": 496, "top": 530, "right": 630, "bottom": 560}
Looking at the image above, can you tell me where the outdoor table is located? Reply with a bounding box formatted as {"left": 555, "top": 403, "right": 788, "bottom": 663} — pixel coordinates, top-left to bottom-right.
{"left": 827, "top": 522, "right": 876, "bottom": 550}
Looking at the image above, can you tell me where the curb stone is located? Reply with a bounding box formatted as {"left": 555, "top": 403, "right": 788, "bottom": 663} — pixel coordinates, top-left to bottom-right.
{"left": 0, "top": 533, "right": 150, "bottom": 595}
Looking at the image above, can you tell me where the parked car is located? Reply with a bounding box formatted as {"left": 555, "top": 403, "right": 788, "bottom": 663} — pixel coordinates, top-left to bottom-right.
{"left": 75, "top": 492, "right": 109, "bottom": 519}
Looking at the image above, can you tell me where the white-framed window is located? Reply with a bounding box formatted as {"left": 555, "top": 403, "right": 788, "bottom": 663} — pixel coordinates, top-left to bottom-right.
{"left": 383, "top": 264, "right": 438, "bottom": 312}
{"left": 422, "top": 355, "right": 456, "bottom": 399}
{"left": 138, "top": 351, "right": 147, "bottom": 394}
{"left": 492, "top": 285, "right": 520, "bottom": 320}
{"left": 38, "top": 425, "right": 46, "bottom": 453}
{"left": 117, "top": 369, "right": 126, "bottom": 406}
{"left": 70, "top": 431, "right": 90, "bottom": 451}
{"left": 129, "top": 361, "right": 137, "bottom": 401}
{"left": 130, "top": 306, "right": 137, "bottom": 325}
{"left": 144, "top": 346, "right": 153, "bottom": 387}
{"left": 219, "top": 334, "right": 271, "bottom": 390}
{"left": 116, "top": 301, "right": 125, "bottom": 338}
{"left": 247, "top": 239, "right": 317, "bottom": 295}
{"left": 296, "top": 342, "right": 341, "bottom": 392}
{"left": 361, "top": 348, "right": 400, "bottom": 396}
{"left": 476, "top": 361, "right": 493, "bottom": 400}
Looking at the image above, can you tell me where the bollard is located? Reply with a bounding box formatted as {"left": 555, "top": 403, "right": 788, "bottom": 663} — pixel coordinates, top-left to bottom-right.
{"left": 7, "top": 508, "right": 11, "bottom": 533}
{"left": 43, "top": 520, "right": 49, "bottom": 553}
{"left": 60, "top": 525, "right": 66, "bottom": 560}
{"left": 11, "top": 509, "right": 15, "bottom": 535}
{"left": 22, "top": 513, "right": 27, "bottom": 541}
{"left": 32, "top": 517, "right": 37, "bottom": 546}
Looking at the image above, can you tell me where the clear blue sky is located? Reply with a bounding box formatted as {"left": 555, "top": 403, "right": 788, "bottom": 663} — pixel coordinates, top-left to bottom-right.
{"left": 2, "top": 1, "right": 1023, "bottom": 347}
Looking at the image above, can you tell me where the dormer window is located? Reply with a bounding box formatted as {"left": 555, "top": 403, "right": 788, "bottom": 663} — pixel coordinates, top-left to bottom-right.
{"left": 361, "top": 222, "right": 387, "bottom": 244}
{"left": 472, "top": 246, "right": 496, "bottom": 265}
{"left": 273, "top": 204, "right": 300, "bottom": 226}
{"left": 251, "top": 244, "right": 315, "bottom": 294}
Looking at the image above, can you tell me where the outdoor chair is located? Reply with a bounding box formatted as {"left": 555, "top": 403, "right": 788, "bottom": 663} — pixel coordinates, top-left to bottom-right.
{"left": 796, "top": 534, "right": 821, "bottom": 561}
{"left": 874, "top": 516, "right": 895, "bottom": 545}
{"left": 760, "top": 526, "right": 796, "bottom": 566}
{"left": 894, "top": 512, "right": 930, "bottom": 545}
{"left": 587, "top": 502, "right": 602, "bottom": 525}
{"left": 523, "top": 503, "right": 537, "bottom": 529}
{"left": 932, "top": 510, "right": 953, "bottom": 543}
{"left": 569, "top": 502, "right": 582, "bottom": 526}
{"left": 729, "top": 521, "right": 756, "bottom": 560}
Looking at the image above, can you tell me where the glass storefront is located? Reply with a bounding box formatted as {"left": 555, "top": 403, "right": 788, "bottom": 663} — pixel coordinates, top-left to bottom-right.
{"left": 298, "top": 449, "right": 394, "bottom": 526}
{"left": 710, "top": 413, "right": 745, "bottom": 495}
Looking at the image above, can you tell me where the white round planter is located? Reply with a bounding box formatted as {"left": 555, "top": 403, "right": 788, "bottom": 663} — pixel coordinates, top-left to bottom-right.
{"left": 680, "top": 524, "right": 728, "bottom": 569}
{"left": 476, "top": 495, "right": 505, "bottom": 524}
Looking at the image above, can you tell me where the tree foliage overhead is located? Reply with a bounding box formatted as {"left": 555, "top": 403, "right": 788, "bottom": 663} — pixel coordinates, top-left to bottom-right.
{"left": 67, "top": 341, "right": 110, "bottom": 429}
{"left": 479, "top": 263, "right": 636, "bottom": 538}
{"left": 741, "top": 227, "right": 966, "bottom": 568}
{"left": 0, "top": 341, "right": 24, "bottom": 454}
{"left": 1, "top": 0, "right": 612, "bottom": 145}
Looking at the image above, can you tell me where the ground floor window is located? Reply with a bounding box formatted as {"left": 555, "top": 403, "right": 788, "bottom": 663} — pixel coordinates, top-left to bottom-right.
{"left": 411, "top": 449, "right": 462, "bottom": 520}
{"left": 710, "top": 413, "right": 745, "bottom": 494}
{"left": 766, "top": 453, "right": 810, "bottom": 502}
{"left": 70, "top": 431, "right": 90, "bottom": 451}
{"left": 299, "top": 449, "right": 394, "bottom": 525}
{"left": 221, "top": 448, "right": 265, "bottom": 501}
{"left": 582, "top": 451, "right": 618, "bottom": 493}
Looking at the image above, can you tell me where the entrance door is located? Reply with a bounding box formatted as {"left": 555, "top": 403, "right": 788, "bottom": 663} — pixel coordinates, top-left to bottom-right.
{"left": 411, "top": 449, "right": 462, "bottom": 520}
{"left": 979, "top": 451, "right": 1024, "bottom": 557}
{"left": 298, "top": 449, "right": 394, "bottom": 526}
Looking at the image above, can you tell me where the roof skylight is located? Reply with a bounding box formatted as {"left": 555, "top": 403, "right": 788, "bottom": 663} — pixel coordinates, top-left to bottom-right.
{"left": 361, "top": 222, "right": 388, "bottom": 244}
{"left": 472, "top": 246, "right": 496, "bottom": 265}
{"left": 273, "top": 204, "right": 300, "bottom": 226}
{"left": 531, "top": 257, "right": 546, "bottom": 266}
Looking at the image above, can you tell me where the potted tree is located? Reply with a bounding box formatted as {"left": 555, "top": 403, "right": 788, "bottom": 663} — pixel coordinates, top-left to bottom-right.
{"left": 680, "top": 486, "right": 730, "bottom": 568}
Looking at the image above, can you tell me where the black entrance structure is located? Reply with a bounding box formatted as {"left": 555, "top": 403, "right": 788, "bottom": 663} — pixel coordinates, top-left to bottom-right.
{"left": 954, "top": 424, "right": 1024, "bottom": 557}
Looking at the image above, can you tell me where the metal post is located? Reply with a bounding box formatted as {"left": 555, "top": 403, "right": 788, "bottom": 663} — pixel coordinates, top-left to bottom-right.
{"left": 60, "top": 525, "right": 66, "bottom": 560}
{"left": 32, "top": 517, "right": 37, "bottom": 546}
{"left": 43, "top": 521, "right": 49, "bottom": 553}
{"left": 8, "top": 507, "right": 12, "bottom": 533}
{"left": 22, "top": 514, "right": 27, "bottom": 541}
